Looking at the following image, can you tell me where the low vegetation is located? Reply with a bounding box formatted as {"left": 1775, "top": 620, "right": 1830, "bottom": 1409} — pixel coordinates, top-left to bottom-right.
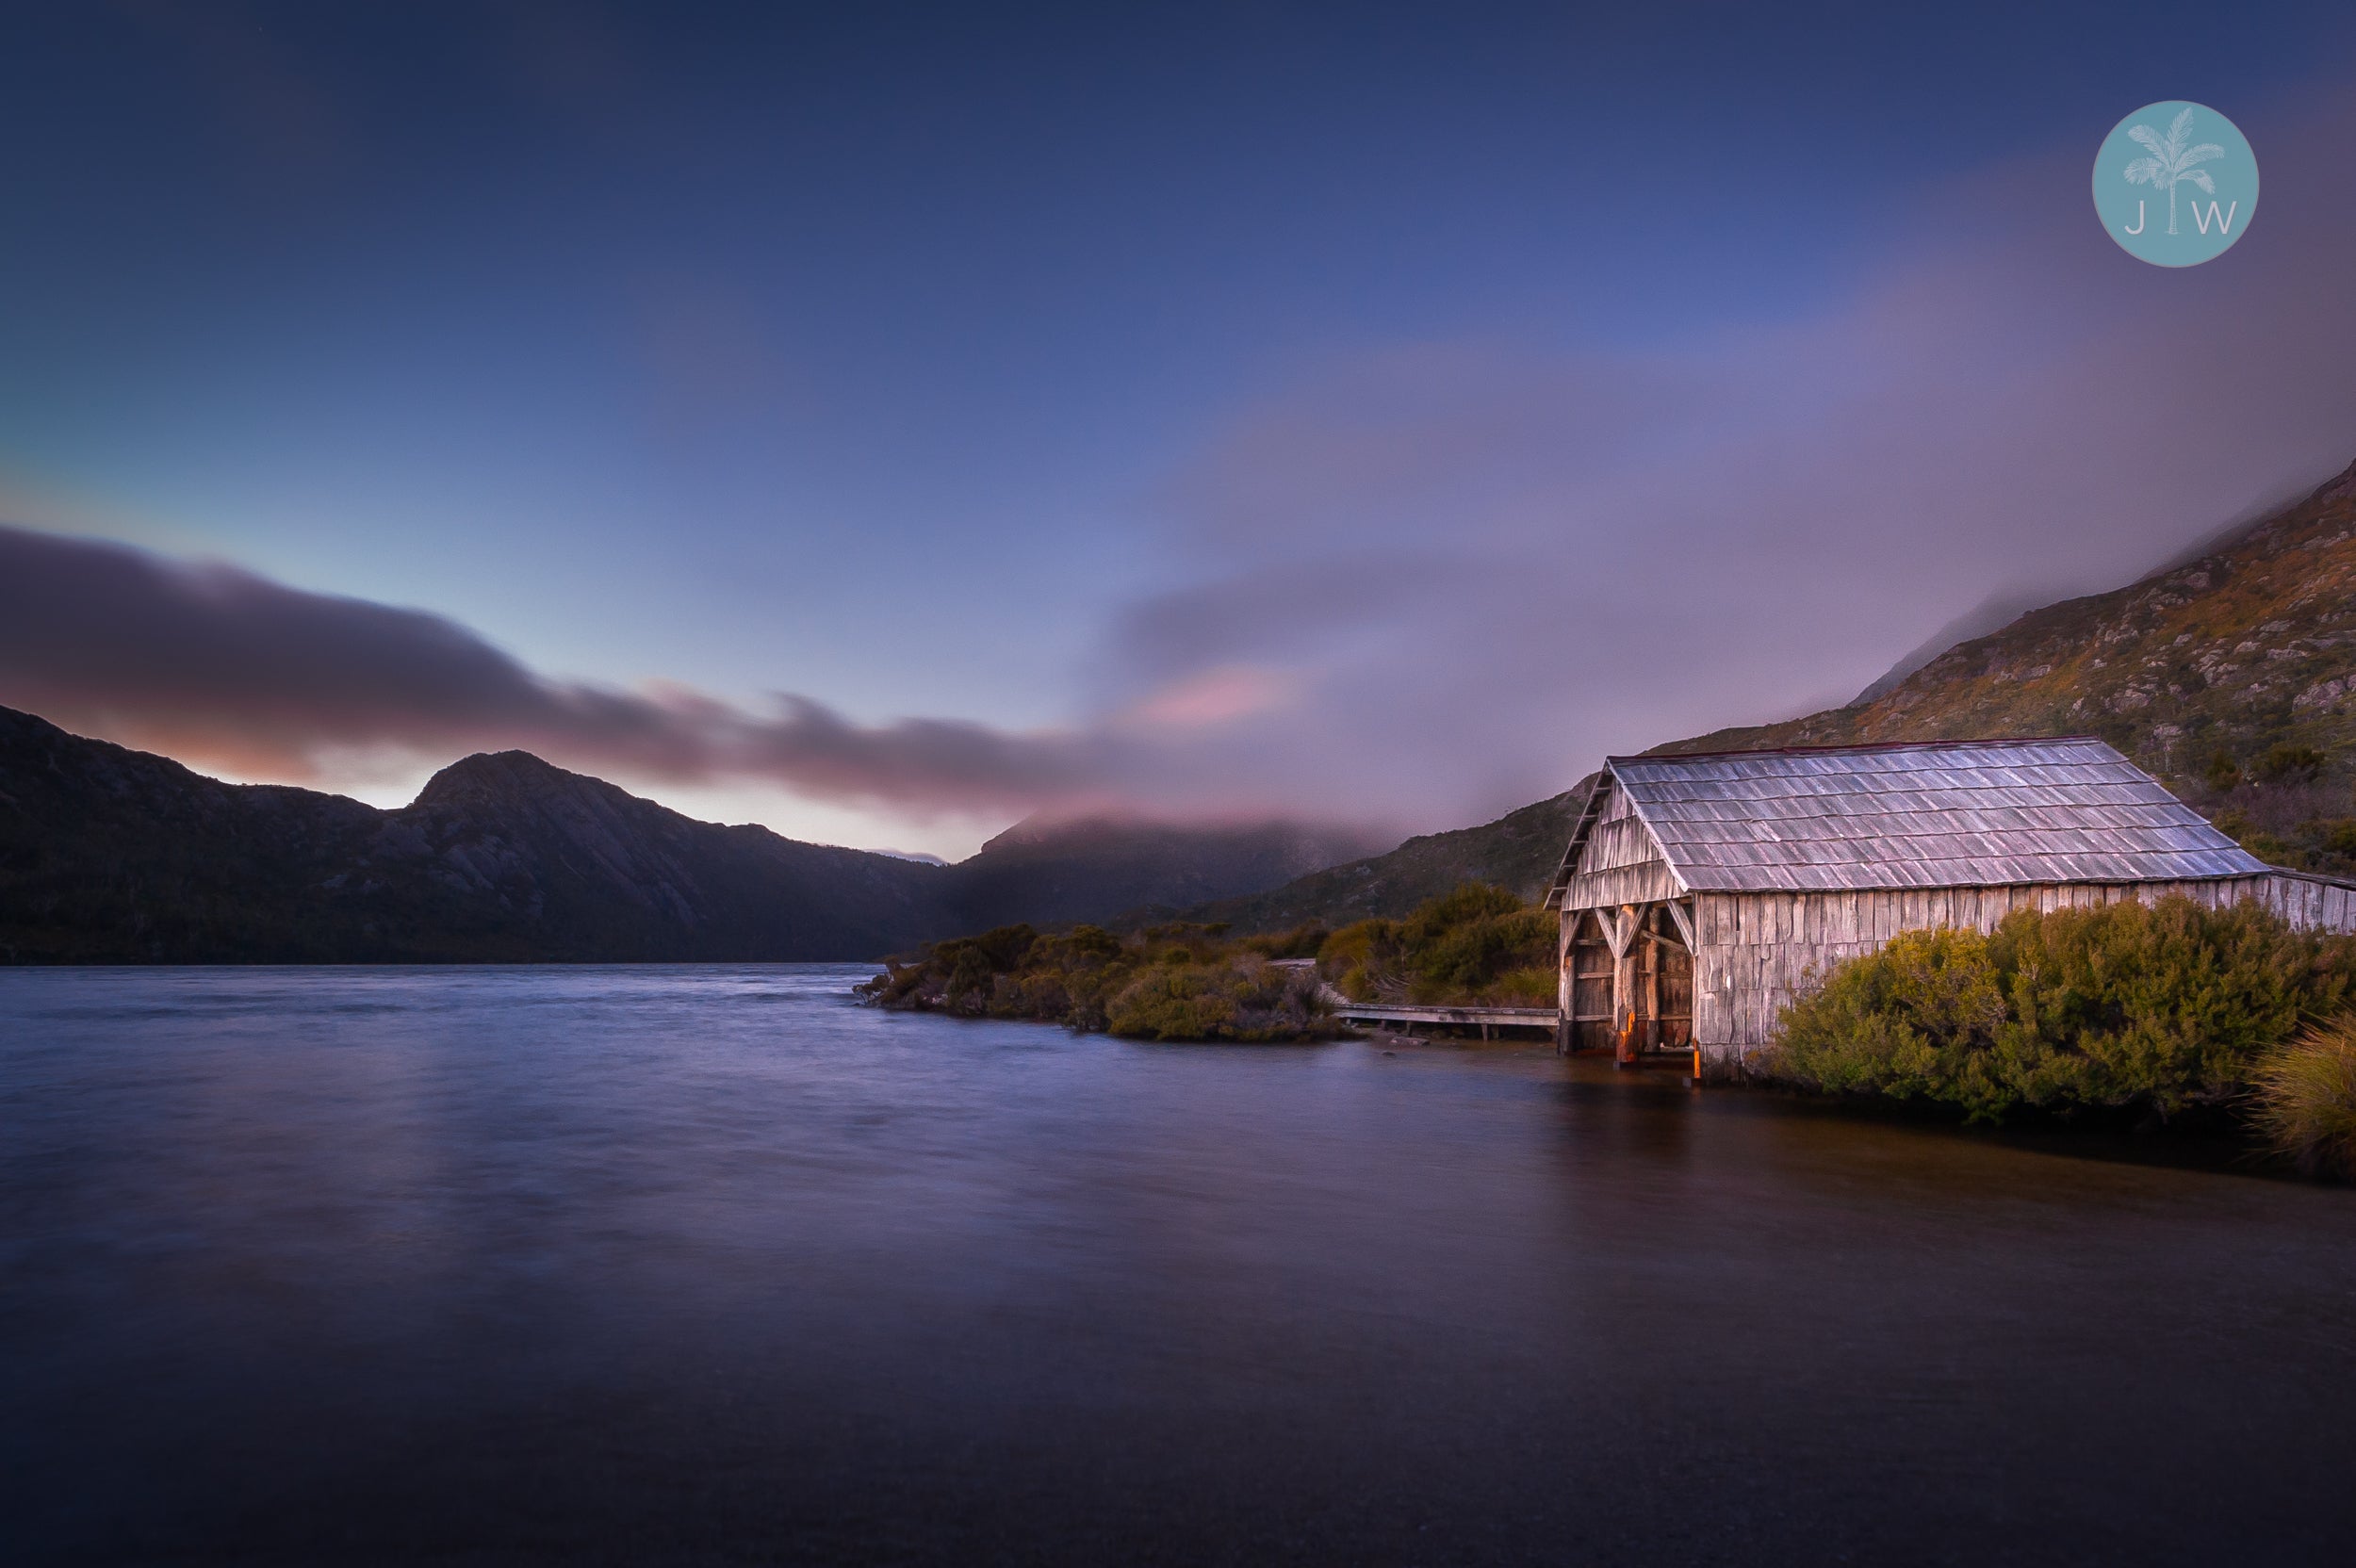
{"left": 1760, "top": 896, "right": 2356, "bottom": 1134}
{"left": 859, "top": 881, "right": 1552, "bottom": 1041}
{"left": 1318, "top": 881, "right": 1556, "bottom": 1006}
{"left": 2250, "top": 1018, "right": 2356, "bottom": 1179}
{"left": 858, "top": 920, "right": 1341, "bottom": 1042}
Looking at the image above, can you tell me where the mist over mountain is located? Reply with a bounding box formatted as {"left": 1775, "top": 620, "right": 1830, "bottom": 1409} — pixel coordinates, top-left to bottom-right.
{"left": 0, "top": 707, "right": 1381, "bottom": 962}
{"left": 22, "top": 450, "right": 2356, "bottom": 961}
{"left": 1157, "top": 791, "right": 1585, "bottom": 934}
{"left": 1661, "top": 458, "right": 2356, "bottom": 775}
{"left": 947, "top": 812, "right": 1388, "bottom": 933}
{"left": 1180, "top": 453, "right": 2356, "bottom": 932}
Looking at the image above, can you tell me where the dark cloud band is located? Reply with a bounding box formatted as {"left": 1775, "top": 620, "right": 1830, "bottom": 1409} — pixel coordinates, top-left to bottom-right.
{"left": 0, "top": 525, "right": 1107, "bottom": 814}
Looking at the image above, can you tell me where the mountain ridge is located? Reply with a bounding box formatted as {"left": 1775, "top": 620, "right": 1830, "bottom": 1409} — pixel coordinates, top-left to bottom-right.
{"left": 20, "top": 451, "right": 2356, "bottom": 958}
{"left": 0, "top": 707, "right": 1383, "bottom": 961}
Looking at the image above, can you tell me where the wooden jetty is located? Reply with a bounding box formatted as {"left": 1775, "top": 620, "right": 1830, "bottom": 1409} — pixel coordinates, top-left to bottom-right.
{"left": 1328, "top": 1001, "right": 1558, "bottom": 1040}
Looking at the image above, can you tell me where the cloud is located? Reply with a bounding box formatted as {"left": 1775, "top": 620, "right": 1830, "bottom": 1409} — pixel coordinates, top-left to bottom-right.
{"left": 1079, "top": 84, "right": 2356, "bottom": 825}
{"left": 11, "top": 89, "right": 2356, "bottom": 840}
{"left": 0, "top": 524, "right": 1115, "bottom": 815}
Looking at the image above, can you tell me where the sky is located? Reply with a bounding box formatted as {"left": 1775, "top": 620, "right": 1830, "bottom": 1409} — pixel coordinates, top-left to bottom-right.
{"left": 3, "top": 1, "right": 2355, "bottom": 858}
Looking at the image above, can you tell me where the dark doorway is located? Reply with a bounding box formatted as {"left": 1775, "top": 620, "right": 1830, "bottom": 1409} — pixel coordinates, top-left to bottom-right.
{"left": 1566, "top": 913, "right": 1614, "bottom": 1053}
{"left": 1632, "top": 907, "right": 1693, "bottom": 1055}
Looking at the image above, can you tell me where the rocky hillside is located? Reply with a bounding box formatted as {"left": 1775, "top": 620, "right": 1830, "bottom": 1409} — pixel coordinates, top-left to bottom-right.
{"left": 1658, "top": 456, "right": 2356, "bottom": 873}
{"left": 1161, "top": 790, "right": 1585, "bottom": 934}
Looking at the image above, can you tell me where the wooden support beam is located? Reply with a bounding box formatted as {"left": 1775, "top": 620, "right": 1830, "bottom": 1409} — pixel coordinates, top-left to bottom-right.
{"left": 1643, "top": 939, "right": 1660, "bottom": 1053}
{"left": 1665, "top": 899, "right": 1698, "bottom": 951}
{"left": 1612, "top": 932, "right": 1638, "bottom": 1068}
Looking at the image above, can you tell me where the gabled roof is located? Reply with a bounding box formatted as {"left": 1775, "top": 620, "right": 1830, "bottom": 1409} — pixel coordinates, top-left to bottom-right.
{"left": 1545, "top": 736, "right": 2268, "bottom": 906}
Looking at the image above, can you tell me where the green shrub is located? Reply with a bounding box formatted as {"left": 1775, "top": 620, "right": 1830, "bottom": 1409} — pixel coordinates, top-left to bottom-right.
{"left": 1105, "top": 954, "right": 1335, "bottom": 1042}
{"left": 2250, "top": 1018, "right": 2356, "bottom": 1179}
{"left": 859, "top": 921, "right": 1334, "bottom": 1040}
{"left": 1242, "top": 922, "right": 1330, "bottom": 960}
{"left": 1317, "top": 918, "right": 1401, "bottom": 1002}
{"left": 2205, "top": 749, "right": 2242, "bottom": 792}
{"left": 1768, "top": 927, "right": 2009, "bottom": 1112}
{"left": 1319, "top": 883, "right": 1555, "bottom": 1005}
{"left": 862, "top": 882, "right": 1553, "bottom": 1041}
{"left": 1762, "top": 897, "right": 2356, "bottom": 1121}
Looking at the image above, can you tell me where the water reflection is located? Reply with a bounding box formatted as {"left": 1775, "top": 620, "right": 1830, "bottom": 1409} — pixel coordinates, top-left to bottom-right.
{"left": 5, "top": 967, "right": 2354, "bottom": 1566}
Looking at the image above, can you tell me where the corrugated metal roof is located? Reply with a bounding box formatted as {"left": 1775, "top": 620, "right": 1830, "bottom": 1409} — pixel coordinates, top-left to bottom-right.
{"left": 1546, "top": 737, "right": 2266, "bottom": 901}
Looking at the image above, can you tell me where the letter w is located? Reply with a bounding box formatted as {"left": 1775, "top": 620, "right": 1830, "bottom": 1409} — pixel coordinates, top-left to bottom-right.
{"left": 2191, "top": 200, "right": 2238, "bottom": 236}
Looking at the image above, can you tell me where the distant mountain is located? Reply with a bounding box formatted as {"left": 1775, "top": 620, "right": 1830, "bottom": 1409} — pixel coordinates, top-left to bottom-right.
{"left": 0, "top": 707, "right": 951, "bottom": 962}
{"left": 0, "top": 705, "right": 1391, "bottom": 962}
{"left": 41, "top": 452, "right": 2353, "bottom": 962}
{"left": 1161, "top": 791, "right": 1585, "bottom": 934}
{"left": 947, "top": 812, "right": 1387, "bottom": 932}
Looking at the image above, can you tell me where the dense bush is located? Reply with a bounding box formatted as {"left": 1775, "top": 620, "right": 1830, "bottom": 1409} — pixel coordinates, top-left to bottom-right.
{"left": 1762, "top": 896, "right": 2356, "bottom": 1122}
{"left": 1105, "top": 956, "right": 1333, "bottom": 1042}
{"left": 1320, "top": 882, "right": 1555, "bottom": 1007}
{"left": 860, "top": 881, "right": 1559, "bottom": 1041}
{"left": 2250, "top": 1018, "right": 2356, "bottom": 1180}
{"left": 858, "top": 921, "right": 1340, "bottom": 1042}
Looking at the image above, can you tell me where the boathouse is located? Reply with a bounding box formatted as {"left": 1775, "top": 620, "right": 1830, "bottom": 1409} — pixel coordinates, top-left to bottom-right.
{"left": 1544, "top": 736, "right": 2356, "bottom": 1067}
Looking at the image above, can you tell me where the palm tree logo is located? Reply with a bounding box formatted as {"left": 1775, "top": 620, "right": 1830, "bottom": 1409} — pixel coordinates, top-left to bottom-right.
{"left": 2122, "top": 106, "right": 2223, "bottom": 236}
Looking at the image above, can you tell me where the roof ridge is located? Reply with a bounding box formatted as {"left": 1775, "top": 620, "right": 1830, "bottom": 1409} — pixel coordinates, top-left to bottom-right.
{"left": 1619, "top": 735, "right": 2104, "bottom": 764}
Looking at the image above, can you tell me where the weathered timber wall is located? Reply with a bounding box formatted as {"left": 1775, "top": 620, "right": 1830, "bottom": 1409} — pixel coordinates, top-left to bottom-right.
{"left": 1560, "top": 786, "right": 1681, "bottom": 911}
{"left": 1684, "top": 874, "right": 2356, "bottom": 1057}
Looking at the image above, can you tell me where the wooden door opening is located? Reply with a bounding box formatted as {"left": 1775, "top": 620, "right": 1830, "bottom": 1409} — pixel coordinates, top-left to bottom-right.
{"left": 1565, "top": 913, "right": 1614, "bottom": 1053}
{"left": 1647, "top": 909, "right": 1693, "bottom": 1051}
{"left": 1627, "top": 906, "right": 1693, "bottom": 1059}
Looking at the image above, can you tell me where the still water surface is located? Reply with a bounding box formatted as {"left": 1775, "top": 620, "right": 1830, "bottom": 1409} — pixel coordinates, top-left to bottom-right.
{"left": 6, "top": 964, "right": 2355, "bottom": 1565}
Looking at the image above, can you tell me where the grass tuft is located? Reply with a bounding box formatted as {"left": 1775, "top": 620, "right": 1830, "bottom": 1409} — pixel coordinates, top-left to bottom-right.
{"left": 2250, "top": 1018, "right": 2356, "bottom": 1180}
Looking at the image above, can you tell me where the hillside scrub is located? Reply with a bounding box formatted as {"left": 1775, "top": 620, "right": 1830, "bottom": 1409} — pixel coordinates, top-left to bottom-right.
{"left": 2189, "top": 769, "right": 2356, "bottom": 877}
{"left": 1760, "top": 897, "right": 2356, "bottom": 1123}
{"left": 1319, "top": 882, "right": 1556, "bottom": 1007}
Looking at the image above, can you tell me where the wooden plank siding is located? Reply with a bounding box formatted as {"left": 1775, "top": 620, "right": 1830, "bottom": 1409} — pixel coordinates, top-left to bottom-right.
{"left": 1559, "top": 782, "right": 1683, "bottom": 913}
{"left": 1678, "top": 873, "right": 2356, "bottom": 1058}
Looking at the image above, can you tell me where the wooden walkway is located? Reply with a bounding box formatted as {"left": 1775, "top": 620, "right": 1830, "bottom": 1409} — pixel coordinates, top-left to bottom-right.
{"left": 1329, "top": 1001, "right": 1560, "bottom": 1037}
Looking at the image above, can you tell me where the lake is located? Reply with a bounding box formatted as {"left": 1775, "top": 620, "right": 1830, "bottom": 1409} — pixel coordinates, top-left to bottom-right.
{"left": 5, "top": 964, "right": 2354, "bottom": 1565}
